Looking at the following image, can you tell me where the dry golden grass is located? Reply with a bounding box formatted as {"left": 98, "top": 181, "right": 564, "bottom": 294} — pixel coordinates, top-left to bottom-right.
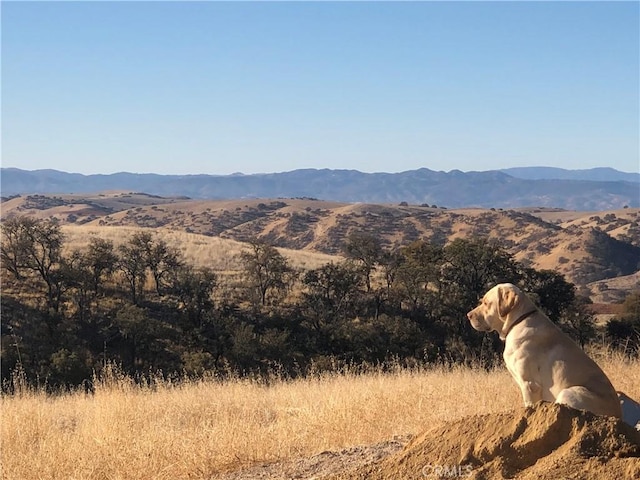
{"left": 2, "top": 352, "right": 638, "bottom": 480}
{"left": 61, "top": 225, "right": 342, "bottom": 276}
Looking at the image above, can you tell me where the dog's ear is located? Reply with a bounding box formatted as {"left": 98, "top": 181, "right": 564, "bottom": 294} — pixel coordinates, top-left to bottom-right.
{"left": 498, "top": 285, "right": 519, "bottom": 318}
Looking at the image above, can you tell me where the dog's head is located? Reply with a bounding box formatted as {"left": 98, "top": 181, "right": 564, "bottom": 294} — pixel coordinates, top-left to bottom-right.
{"left": 466, "top": 283, "right": 533, "bottom": 340}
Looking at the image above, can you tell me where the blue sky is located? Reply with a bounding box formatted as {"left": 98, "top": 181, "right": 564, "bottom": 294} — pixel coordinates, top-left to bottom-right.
{"left": 2, "top": 1, "right": 638, "bottom": 175}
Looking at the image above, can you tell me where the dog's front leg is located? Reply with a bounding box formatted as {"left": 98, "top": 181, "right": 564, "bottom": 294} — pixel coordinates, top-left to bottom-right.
{"left": 519, "top": 379, "right": 543, "bottom": 407}
{"left": 505, "top": 354, "right": 543, "bottom": 407}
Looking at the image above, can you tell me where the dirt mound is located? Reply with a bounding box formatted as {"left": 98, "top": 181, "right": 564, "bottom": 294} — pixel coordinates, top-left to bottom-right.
{"left": 332, "top": 402, "right": 640, "bottom": 480}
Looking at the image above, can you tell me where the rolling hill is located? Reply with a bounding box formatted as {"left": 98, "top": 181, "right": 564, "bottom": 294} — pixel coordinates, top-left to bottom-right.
{"left": 2, "top": 192, "right": 639, "bottom": 301}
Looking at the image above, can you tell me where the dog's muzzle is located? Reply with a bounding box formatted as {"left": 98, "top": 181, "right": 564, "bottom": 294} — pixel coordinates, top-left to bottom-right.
{"left": 467, "top": 311, "right": 491, "bottom": 332}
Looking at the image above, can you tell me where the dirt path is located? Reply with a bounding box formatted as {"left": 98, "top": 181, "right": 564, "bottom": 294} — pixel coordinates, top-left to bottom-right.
{"left": 217, "top": 435, "right": 411, "bottom": 480}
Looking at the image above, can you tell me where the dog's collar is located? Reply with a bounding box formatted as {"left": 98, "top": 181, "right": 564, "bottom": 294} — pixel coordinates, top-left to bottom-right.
{"left": 504, "top": 309, "right": 537, "bottom": 337}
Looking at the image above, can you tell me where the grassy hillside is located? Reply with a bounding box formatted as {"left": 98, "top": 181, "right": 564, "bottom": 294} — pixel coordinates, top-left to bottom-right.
{"left": 61, "top": 225, "right": 343, "bottom": 279}
{"left": 3, "top": 193, "right": 639, "bottom": 292}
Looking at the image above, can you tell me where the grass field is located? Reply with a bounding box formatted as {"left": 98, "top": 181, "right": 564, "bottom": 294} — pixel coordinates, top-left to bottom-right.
{"left": 2, "top": 351, "right": 638, "bottom": 480}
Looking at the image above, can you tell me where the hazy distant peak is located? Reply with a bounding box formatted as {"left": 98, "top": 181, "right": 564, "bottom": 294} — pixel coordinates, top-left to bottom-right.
{"left": 500, "top": 166, "right": 639, "bottom": 183}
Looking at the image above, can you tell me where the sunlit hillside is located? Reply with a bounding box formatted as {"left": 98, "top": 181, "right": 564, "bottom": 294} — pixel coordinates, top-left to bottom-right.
{"left": 2, "top": 192, "right": 639, "bottom": 305}
{"left": 62, "top": 225, "right": 343, "bottom": 277}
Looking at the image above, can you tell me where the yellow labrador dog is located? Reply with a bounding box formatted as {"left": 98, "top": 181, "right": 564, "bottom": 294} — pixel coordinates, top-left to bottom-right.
{"left": 467, "top": 283, "right": 621, "bottom": 418}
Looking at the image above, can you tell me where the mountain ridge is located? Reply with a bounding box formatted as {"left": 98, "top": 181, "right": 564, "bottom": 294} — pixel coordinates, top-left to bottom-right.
{"left": 2, "top": 167, "right": 638, "bottom": 210}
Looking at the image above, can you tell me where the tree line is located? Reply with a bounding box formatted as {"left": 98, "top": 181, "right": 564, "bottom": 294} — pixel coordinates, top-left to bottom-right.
{"left": 1, "top": 217, "right": 638, "bottom": 390}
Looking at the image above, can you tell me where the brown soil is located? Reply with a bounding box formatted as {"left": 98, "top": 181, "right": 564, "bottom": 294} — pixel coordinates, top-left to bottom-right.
{"left": 222, "top": 403, "right": 640, "bottom": 480}
{"left": 333, "top": 402, "right": 640, "bottom": 480}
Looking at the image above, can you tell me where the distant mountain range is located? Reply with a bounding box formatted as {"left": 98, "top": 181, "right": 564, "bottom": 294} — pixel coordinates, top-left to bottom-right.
{"left": 499, "top": 166, "right": 639, "bottom": 182}
{"left": 1, "top": 167, "right": 638, "bottom": 210}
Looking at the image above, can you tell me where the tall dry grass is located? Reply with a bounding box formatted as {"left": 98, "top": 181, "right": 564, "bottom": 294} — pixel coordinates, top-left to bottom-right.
{"left": 2, "top": 352, "right": 638, "bottom": 480}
